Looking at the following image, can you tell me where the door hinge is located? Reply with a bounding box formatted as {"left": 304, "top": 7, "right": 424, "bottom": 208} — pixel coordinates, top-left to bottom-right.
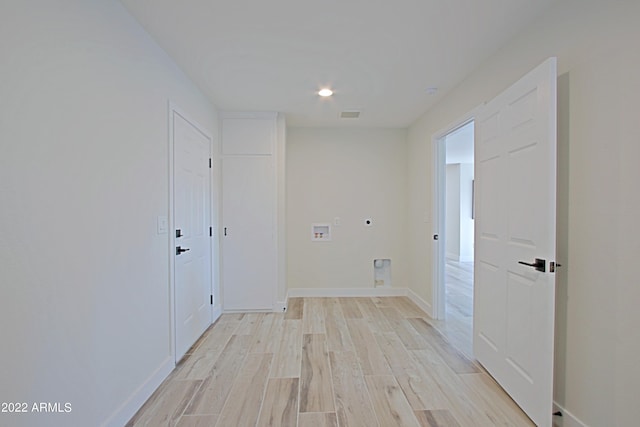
{"left": 209, "top": 226, "right": 212, "bottom": 237}
{"left": 210, "top": 295, "right": 213, "bottom": 305}
{"left": 209, "top": 158, "right": 212, "bottom": 168}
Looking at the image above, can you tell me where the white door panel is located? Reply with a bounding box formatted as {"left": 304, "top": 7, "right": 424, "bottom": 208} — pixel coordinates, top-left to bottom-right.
{"left": 222, "top": 156, "right": 275, "bottom": 310}
{"left": 474, "top": 58, "right": 557, "bottom": 426}
{"left": 173, "top": 112, "right": 212, "bottom": 361}
{"left": 222, "top": 118, "right": 274, "bottom": 155}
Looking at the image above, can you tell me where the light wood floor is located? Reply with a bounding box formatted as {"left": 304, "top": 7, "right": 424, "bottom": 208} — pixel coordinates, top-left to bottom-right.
{"left": 429, "top": 260, "right": 474, "bottom": 358}
{"left": 445, "top": 260, "right": 473, "bottom": 319}
{"left": 127, "top": 297, "right": 533, "bottom": 427}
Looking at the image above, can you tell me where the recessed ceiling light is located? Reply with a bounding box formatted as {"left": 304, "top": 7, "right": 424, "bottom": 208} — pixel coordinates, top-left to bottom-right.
{"left": 318, "top": 88, "right": 333, "bottom": 97}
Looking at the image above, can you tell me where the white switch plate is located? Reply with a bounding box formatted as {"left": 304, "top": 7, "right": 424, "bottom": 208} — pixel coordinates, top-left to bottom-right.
{"left": 157, "top": 216, "right": 168, "bottom": 234}
{"left": 334, "top": 217, "right": 341, "bottom": 226}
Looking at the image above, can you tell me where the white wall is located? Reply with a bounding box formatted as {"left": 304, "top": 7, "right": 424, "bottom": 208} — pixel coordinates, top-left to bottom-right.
{"left": 445, "top": 165, "right": 461, "bottom": 260}
{"left": 445, "top": 164, "right": 474, "bottom": 262}
{"left": 407, "top": 0, "right": 640, "bottom": 425}
{"left": 287, "top": 128, "right": 407, "bottom": 293}
{"left": 458, "top": 164, "right": 474, "bottom": 262}
{"left": 0, "top": 2, "right": 218, "bottom": 426}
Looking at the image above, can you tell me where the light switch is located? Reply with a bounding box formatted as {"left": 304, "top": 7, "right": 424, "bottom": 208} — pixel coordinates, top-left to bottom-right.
{"left": 334, "top": 217, "right": 341, "bottom": 226}
{"left": 157, "top": 216, "right": 168, "bottom": 234}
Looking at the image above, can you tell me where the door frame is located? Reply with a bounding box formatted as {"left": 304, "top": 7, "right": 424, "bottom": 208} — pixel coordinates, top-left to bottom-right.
{"left": 168, "top": 101, "right": 215, "bottom": 363}
{"left": 431, "top": 108, "right": 480, "bottom": 320}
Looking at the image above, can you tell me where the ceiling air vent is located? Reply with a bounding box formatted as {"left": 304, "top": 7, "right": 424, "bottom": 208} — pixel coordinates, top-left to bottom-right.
{"left": 340, "top": 111, "right": 360, "bottom": 119}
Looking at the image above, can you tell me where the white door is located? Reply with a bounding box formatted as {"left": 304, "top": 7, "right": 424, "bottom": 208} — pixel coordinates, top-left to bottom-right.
{"left": 222, "top": 156, "right": 275, "bottom": 310}
{"left": 474, "top": 58, "right": 557, "bottom": 427}
{"left": 173, "top": 111, "right": 212, "bottom": 360}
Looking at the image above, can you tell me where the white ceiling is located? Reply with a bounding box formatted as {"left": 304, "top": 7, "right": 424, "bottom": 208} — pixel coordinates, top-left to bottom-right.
{"left": 121, "top": 0, "right": 558, "bottom": 128}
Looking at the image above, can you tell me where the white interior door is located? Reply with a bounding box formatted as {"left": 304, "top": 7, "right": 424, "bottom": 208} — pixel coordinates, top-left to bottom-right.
{"left": 474, "top": 58, "right": 557, "bottom": 427}
{"left": 173, "top": 111, "right": 212, "bottom": 361}
{"left": 222, "top": 156, "right": 275, "bottom": 310}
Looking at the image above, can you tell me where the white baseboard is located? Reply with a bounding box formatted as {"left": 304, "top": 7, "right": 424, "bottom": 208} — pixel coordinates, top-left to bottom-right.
{"left": 223, "top": 308, "right": 276, "bottom": 313}
{"left": 273, "top": 300, "right": 287, "bottom": 313}
{"left": 287, "top": 287, "right": 409, "bottom": 298}
{"left": 101, "top": 356, "right": 174, "bottom": 427}
{"left": 553, "top": 402, "right": 588, "bottom": 427}
{"left": 228, "top": 289, "right": 430, "bottom": 318}
{"left": 220, "top": 302, "right": 288, "bottom": 314}
{"left": 407, "top": 289, "right": 434, "bottom": 318}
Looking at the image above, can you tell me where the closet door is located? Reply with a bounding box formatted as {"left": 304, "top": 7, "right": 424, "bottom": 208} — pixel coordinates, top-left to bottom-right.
{"left": 221, "top": 114, "right": 277, "bottom": 311}
{"left": 222, "top": 156, "right": 275, "bottom": 310}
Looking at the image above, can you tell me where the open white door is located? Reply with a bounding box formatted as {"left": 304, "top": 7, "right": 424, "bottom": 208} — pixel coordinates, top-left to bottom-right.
{"left": 173, "top": 110, "right": 212, "bottom": 361}
{"left": 474, "top": 58, "right": 557, "bottom": 427}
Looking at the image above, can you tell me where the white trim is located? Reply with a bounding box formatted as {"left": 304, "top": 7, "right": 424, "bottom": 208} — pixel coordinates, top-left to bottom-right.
{"left": 407, "top": 289, "right": 434, "bottom": 318}
{"left": 167, "top": 102, "right": 177, "bottom": 364}
{"left": 275, "top": 113, "right": 287, "bottom": 314}
{"left": 108, "top": 305, "right": 220, "bottom": 426}
{"left": 223, "top": 309, "right": 277, "bottom": 314}
{"left": 274, "top": 300, "right": 288, "bottom": 313}
{"left": 287, "top": 287, "right": 409, "bottom": 298}
{"left": 431, "top": 132, "right": 446, "bottom": 319}
{"left": 553, "top": 402, "right": 588, "bottom": 427}
{"left": 433, "top": 107, "right": 482, "bottom": 145}
{"left": 431, "top": 107, "right": 480, "bottom": 320}
{"left": 100, "top": 357, "right": 173, "bottom": 427}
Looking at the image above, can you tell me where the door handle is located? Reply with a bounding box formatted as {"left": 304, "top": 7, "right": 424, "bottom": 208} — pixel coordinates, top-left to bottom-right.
{"left": 176, "top": 246, "right": 190, "bottom": 255}
{"left": 518, "top": 258, "right": 546, "bottom": 272}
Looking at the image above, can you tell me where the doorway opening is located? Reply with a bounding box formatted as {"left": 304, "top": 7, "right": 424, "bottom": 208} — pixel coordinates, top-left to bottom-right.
{"left": 432, "top": 117, "right": 475, "bottom": 357}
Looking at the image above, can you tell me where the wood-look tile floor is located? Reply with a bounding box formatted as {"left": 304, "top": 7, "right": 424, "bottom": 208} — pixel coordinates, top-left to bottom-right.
{"left": 428, "top": 260, "right": 474, "bottom": 359}
{"left": 445, "top": 260, "right": 474, "bottom": 319}
{"left": 127, "top": 297, "right": 534, "bottom": 427}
